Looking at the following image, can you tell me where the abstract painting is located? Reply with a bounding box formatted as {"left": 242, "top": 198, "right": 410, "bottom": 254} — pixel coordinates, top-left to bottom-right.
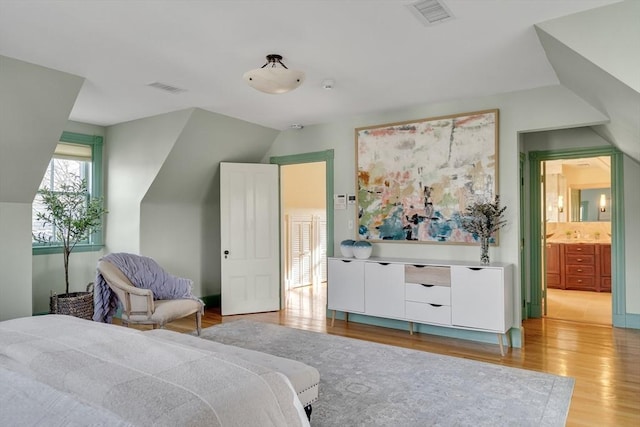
{"left": 356, "top": 109, "right": 499, "bottom": 244}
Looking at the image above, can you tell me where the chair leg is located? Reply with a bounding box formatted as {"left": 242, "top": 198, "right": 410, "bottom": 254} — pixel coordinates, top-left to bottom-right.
{"left": 196, "top": 310, "right": 202, "bottom": 336}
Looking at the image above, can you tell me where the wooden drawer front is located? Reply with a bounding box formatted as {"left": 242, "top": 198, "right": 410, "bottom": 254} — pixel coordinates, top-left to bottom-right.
{"left": 546, "top": 273, "right": 561, "bottom": 286}
{"left": 566, "top": 265, "right": 595, "bottom": 276}
{"left": 405, "top": 301, "right": 451, "bottom": 325}
{"left": 565, "top": 244, "right": 595, "bottom": 255}
{"left": 601, "top": 277, "right": 611, "bottom": 292}
{"left": 565, "top": 275, "right": 595, "bottom": 288}
{"left": 405, "top": 283, "right": 450, "bottom": 305}
{"left": 405, "top": 265, "right": 450, "bottom": 287}
{"left": 566, "top": 254, "right": 595, "bottom": 265}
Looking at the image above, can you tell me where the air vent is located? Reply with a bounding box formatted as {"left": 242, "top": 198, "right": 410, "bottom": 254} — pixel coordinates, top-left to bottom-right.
{"left": 407, "top": 0, "right": 454, "bottom": 26}
{"left": 147, "top": 82, "right": 186, "bottom": 94}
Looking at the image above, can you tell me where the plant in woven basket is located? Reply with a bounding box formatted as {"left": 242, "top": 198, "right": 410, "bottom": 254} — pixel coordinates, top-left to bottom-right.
{"left": 33, "top": 176, "right": 107, "bottom": 295}
{"left": 460, "top": 195, "right": 507, "bottom": 265}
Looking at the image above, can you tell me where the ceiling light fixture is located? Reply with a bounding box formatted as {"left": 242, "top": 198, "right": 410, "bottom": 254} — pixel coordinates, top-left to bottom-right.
{"left": 243, "top": 54, "right": 305, "bottom": 94}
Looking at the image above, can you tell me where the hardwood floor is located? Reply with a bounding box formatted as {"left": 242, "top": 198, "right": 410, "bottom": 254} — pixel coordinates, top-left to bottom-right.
{"left": 129, "top": 283, "right": 640, "bottom": 426}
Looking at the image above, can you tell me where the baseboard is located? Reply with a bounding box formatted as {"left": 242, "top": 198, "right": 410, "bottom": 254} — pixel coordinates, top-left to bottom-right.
{"left": 614, "top": 312, "right": 640, "bottom": 329}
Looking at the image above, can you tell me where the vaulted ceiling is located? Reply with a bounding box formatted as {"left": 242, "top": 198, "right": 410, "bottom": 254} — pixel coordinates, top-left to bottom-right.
{"left": 1, "top": 0, "right": 637, "bottom": 161}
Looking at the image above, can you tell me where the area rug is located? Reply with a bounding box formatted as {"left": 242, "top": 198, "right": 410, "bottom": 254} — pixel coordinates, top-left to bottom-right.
{"left": 200, "top": 320, "right": 574, "bottom": 427}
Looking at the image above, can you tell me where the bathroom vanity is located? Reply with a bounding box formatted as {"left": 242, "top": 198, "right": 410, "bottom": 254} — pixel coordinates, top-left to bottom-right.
{"left": 546, "top": 242, "right": 611, "bottom": 292}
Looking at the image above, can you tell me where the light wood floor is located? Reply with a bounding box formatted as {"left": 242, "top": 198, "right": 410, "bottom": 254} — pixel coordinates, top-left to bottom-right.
{"left": 546, "top": 288, "right": 612, "bottom": 325}
{"left": 128, "top": 283, "right": 640, "bottom": 426}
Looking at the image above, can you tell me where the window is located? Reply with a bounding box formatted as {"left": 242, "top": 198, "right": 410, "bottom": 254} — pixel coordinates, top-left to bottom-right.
{"left": 32, "top": 132, "right": 104, "bottom": 254}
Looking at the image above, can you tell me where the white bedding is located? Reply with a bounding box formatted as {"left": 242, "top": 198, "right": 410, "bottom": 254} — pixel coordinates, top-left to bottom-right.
{"left": 0, "top": 315, "right": 309, "bottom": 427}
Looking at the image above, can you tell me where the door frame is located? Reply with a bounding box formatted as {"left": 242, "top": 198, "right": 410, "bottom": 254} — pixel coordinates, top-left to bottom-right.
{"left": 270, "top": 150, "right": 335, "bottom": 299}
{"left": 527, "top": 146, "right": 625, "bottom": 326}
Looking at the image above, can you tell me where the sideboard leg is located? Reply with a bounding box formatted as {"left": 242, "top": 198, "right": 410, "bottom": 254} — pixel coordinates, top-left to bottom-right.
{"left": 409, "top": 321, "right": 414, "bottom": 335}
{"left": 331, "top": 310, "right": 336, "bottom": 327}
{"left": 497, "top": 333, "right": 505, "bottom": 356}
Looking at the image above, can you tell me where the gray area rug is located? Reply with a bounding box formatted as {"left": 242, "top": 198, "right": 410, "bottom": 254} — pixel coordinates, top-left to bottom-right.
{"left": 199, "top": 320, "right": 574, "bottom": 427}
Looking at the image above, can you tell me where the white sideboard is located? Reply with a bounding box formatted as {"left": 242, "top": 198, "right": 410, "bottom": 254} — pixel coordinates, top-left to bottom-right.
{"left": 327, "top": 257, "right": 514, "bottom": 355}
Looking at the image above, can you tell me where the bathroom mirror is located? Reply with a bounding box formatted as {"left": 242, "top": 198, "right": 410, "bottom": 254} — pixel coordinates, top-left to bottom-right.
{"left": 570, "top": 187, "right": 611, "bottom": 222}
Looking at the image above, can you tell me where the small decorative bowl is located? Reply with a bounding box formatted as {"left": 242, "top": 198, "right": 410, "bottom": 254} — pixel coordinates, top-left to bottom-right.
{"left": 340, "top": 239, "right": 356, "bottom": 257}
{"left": 352, "top": 240, "right": 373, "bottom": 259}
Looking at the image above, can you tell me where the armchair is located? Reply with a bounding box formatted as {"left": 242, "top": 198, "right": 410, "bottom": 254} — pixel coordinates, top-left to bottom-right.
{"left": 97, "top": 260, "right": 203, "bottom": 335}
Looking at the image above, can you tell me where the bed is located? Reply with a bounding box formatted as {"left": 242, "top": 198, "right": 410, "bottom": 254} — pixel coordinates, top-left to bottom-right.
{"left": 0, "top": 315, "right": 310, "bottom": 426}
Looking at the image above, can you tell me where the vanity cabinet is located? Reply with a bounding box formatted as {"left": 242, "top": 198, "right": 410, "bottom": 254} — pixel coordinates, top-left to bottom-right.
{"left": 546, "top": 243, "right": 561, "bottom": 289}
{"left": 545, "top": 243, "right": 611, "bottom": 292}
{"left": 564, "top": 244, "right": 597, "bottom": 291}
{"left": 600, "top": 244, "right": 611, "bottom": 292}
{"left": 328, "top": 257, "right": 514, "bottom": 355}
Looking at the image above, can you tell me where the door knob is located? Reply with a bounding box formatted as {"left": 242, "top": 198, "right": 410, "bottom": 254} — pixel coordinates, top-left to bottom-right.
{"left": 224, "top": 250, "right": 230, "bottom": 259}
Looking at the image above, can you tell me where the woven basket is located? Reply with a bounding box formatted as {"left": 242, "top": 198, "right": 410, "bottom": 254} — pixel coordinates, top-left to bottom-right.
{"left": 50, "top": 283, "right": 94, "bottom": 320}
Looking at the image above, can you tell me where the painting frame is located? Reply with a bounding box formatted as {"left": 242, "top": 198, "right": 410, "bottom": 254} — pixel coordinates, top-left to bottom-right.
{"left": 355, "top": 109, "right": 499, "bottom": 244}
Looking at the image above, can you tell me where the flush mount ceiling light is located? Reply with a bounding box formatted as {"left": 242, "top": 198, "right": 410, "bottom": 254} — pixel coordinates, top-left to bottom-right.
{"left": 243, "top": 54, "right": 305, "bottom": 94}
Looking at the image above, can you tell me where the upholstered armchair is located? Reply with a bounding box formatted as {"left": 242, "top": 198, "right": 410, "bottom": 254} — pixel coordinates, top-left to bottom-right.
{"left": 97, "top": 260, "right": 203, "bottom": 335}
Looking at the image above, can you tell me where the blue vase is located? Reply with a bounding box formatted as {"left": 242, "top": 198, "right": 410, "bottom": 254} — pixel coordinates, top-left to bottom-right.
{"left": 340, "top": 239, "right": 356, "bottom": 257}
{"left": 352, "top": 240, "right": 373, "bottom": 259}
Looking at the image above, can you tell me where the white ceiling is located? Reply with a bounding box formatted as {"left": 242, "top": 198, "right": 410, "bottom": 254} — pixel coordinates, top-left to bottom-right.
{"left": 0, "top": 0, "right": 621, "bottom": 130}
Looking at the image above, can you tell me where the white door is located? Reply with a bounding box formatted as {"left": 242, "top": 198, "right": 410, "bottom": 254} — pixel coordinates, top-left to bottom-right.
{"left": 220, "top": 162, "right": 280, "bottom": 315}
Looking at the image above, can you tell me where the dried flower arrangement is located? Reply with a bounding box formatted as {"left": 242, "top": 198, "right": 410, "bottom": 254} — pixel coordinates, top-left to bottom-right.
{"left": 460, "top": 195, "right": 507, "bottom": 264}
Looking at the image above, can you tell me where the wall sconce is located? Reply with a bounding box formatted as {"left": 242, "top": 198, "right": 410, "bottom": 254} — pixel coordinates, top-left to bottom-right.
{"left": 600, "top": 194, "right": 607, "bottom": 212}
{"left": 558, "top": 195, "right": 564, "bottom": 213}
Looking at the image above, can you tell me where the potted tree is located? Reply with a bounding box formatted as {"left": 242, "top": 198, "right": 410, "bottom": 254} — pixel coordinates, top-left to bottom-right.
{"left": 33, "top": 176, "right": 107, "bottom": 319}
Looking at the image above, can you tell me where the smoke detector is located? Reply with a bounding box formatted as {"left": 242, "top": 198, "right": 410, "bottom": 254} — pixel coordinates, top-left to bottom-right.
{"left": 321, "top": 79, "right": 335, "bottom": 90}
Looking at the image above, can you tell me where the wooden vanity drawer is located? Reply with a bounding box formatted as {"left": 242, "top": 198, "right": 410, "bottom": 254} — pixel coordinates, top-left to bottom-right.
{"left": 565, "top": 275, "right": 595, "bottom": 289}
{"left": 405, "top": 265, "right": 450, "bottom": 287}
{"left": 405, "top": 301, "right": 451, "bottom": 325}
{"left": 566, "top": 254, "right": 595, "bottom": 265}
{"left": 566, "top": 265, "right": 595, "bottom": 276}
{"left": 565, "top": 244, "right": 595, "bottom": 255}
{"left": 405, "top": 283, "right": 451, "bottom": 305}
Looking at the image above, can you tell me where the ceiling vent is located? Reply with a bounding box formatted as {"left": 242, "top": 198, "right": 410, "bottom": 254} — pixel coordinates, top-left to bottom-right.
{"left": 147, "top": 82, "right": 186, "bottom": 94}
{"left": 407, "top": 0, "right": 454, "bottom": 26}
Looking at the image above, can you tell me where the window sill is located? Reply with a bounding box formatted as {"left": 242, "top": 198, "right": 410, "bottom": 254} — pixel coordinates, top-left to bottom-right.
{"left": 33, "top": 244, "right": 104, "bottom": 256}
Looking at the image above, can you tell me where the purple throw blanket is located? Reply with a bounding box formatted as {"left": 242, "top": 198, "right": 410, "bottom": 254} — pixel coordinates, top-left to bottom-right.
{"left": 93, "top": 252, "right": 199, "bottom": 323}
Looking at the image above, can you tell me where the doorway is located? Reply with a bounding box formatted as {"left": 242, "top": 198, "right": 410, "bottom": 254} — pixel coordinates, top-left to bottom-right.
{"left": 541, "top": 156, "right": 612, "bottom": 325}
{"left": 526, "top": 144, "right": 624, "bottom": 326}
{"left": 270, "top": 150, "right": 335, "bottom": 318}
{"left": 281, "top": 162, "right": 327, "bottom": 291}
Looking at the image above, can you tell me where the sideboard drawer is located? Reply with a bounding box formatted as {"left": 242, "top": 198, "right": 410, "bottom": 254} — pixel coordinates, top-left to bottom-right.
{"left": 405, "top": 265, "right": 451, "bottom": 286}
{"left": 405, "top": 301, "right": 451, "bottom": 326}
{"left": 405, "top": 283, "right": 451, "bottom": 305}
